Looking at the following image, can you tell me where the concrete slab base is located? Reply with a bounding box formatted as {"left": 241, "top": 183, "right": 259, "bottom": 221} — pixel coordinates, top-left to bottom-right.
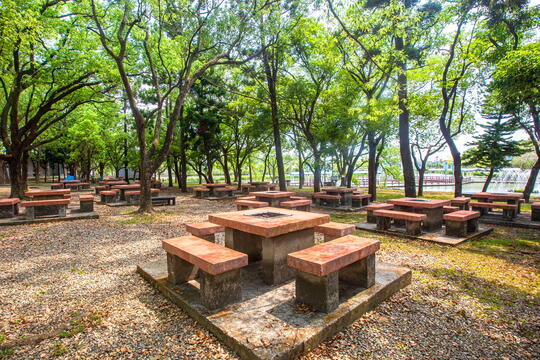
{"left": 0, "top": 210, "right": 99, "bottom": 226}
{"left": 355, "top": 222, "right": 493, "bottom": 246}
{"left": 478, "top": 212, "right": 540, "bottom": 230}
{"left": 137, "top": 259, "right": 411, "bottom": 360}
{"left": 312, "top": 204, "right": 364, "bottom": 212}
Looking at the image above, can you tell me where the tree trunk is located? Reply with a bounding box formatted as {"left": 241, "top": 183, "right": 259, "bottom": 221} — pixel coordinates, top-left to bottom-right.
{"left": 367, "top": 133, "right": 378, "bottom": 201}
{"left": 8, "top": 152, "right": 24, "bottom": 198}
{"left": 523, "top": 157, "right": 540, "bottom": 202}
{"left": 44, "top": 162, "right": 48, "bottom": 183}
{"left": 482, "top": 167, "right": 495, "bottom": 192}
{"left": 313, "top": 150, "right": 322, "bottom": 193}
{"left": 417, "top": 165, "right": 426, "bottom": 196}
{"left": 21, "top": 151, "right": 29, "bottom": 193}
{"left": 222, "top": 151, "right": 231, "bottom": 184}
{"left": 395, "top": 36, "right": 416, "bottom": 198}
{"left": 298, "top": 155, "right": 304, "bottom": 189}
{"left": 167, "top": 161, "right": 173, "bottom": 187}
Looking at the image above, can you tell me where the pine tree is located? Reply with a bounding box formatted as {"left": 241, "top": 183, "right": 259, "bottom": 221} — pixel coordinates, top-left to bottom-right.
{"left": 463, "top": 111, "right": 525, "bottom": 192}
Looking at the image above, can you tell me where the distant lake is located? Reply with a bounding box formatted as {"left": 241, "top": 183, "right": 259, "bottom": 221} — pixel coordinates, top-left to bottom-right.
{"left": 400, "top": 181, "right": 540, "bottom": 194}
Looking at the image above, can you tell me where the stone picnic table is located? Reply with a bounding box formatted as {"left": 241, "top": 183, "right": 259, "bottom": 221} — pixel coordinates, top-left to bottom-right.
{"left": 249, "top": 191, "right": 296, "bottom": 207}
{"left": 60, "top": 180, "right": 80, "bottom": 189}
{"left": 472, "top": 192, "right": 523, "bottom": 207}
{"left": 249, "top": 181, "right": 273, "bottom": 192}
{"left": 208, "top": 207, "right": 330, "bottom": 285}
{"left": 25, "top": 189, "right": 71, "bottom": 200}
{"left": 111, "top": 184, "right": 140, "bottom": 201}
{"left": 386, "top": 197, "right": 450, "bottom": 231}
{"left": 202, "top": 183, "right": 229, "bottom": 197}
{"left": 321, "top": 187, "right": 357, "bottom": 207}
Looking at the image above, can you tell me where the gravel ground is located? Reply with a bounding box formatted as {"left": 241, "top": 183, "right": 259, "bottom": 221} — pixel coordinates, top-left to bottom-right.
{"left": 0, "top": 189, "right": 538, "bottom": 359}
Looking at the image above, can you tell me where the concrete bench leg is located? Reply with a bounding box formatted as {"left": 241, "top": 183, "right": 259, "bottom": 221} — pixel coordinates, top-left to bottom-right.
{"left": 445, "top": 220, "right": 466, "bottom": 237}
{"left": 200, "top": 269, "right": 242, "bottom": 310}
{"left": 532, "top": 208, "right": 540, "bottom": 222}
{"left": 405, "top": 220, "right": 422, "bottom": 235}
{"left": 339, "top": 253, "right": 375, "bottom": 288}
{"left": 295, "top": 270, "right": 339, "bottom": 313}
{"left": 467, "top": 218, "right": 478, "bottom": 233}
{"left": 58, "top": 205, "right": 67, "bottom": 217}
{"left": 376, "top": 216, "right": 391, "bottom": 231}
{"left": 0, "top": 205, "right": 15, "bottom": 218}
{"left": 367, "top": 210, "right": 376, "bottom": 224}
{"left": 80, "top": 201, "right": 93, "bottom": 213}
{"left": 25, "top": 207, "right": 35, "bottom": 220}
{"left": 167, "top": 253, "right": 198, "bottom": 285}
{"left": 503, "top": 209, "right": 516, "bottom": 220}
{"left": 362, "top": 198, "right": 369, "bottom": 206}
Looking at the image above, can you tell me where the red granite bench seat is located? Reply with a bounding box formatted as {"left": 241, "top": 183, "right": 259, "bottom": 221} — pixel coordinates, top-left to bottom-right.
{"left": 25, "top": 189, "right": 70, "bottom": 200}
{"left": 443, "top": 210, "right": 480, "bottom": 237}
{"left": 290, "top": 196, "right": 307, "bottom": 200}
{"left": 315, "top": 222, "right": 355, "bottom": 241}
{"left": 235, "top": 199, "right": 269, "bottom": 210}
{"left": 193, "top": 187, "right": 210, "bottom": 198}
{"left": 100, "top": 190, "right": 118, "bottom": 203}
{"left": 185, "top": 222, "right": 225, "bottom": 242}
{"left": 287, "top": 235, "right": 380, "bottom": 312}
{"left": 443, "top": 205, "right": 460, "bottom": 213}
{"left": 364, "top": 203, "right": 394, "bottom": 223}
{"left": 237, "top": 196, "right": 256, "bottom": 201}
{"left": 280, "top": 199, "right": 312, "bottom": 212}
{"left": 450, "top": 197, "right": 470, "bottom": 210}
{"left": 79, "top": 195, "right": 94, "bottom": 212}
{"left": 20, "top": 199, "right": 70, "bottom": 219}
{"left": 352, "top": 193, "right": 371, "bottom": 207}
{"left": 162, "top": 235, "right": 248, "bottom": 309}
{"left": 373, "top": 209, "right": 426, "bottom": 235}
{"left": 0, "top": 198, "right": 20, "bottom": 218}
{"left": 470, "top": 202, "right": 517, "bottom": 219}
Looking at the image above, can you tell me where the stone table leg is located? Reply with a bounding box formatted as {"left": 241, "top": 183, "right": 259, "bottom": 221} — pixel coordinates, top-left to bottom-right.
{"left": 25, "top": 207, "right": 35, "bottom": 220}
{"left": 467, "top": 218, "right": 478, "bottom": 233}
{"left": 393, "top": 206, "right": 407, "bottom": 227}
{"left": 445, "top": 220, "right": 466, "bottom": 237}
{"left": 166, "top": 253, "right": 198, "bottom": 284}
{"left": 421, "top": 207, "right": 443, "bottom": 231}
{"left": 200, "top": 269, "right": 242, "bottom": 310}
{"left": 58, "top": 205, "right": 67, "bottom": 217}
{"left": 295, "top": 270, "right": 338, "bottom": 313}
{"left": 376, "top": 216, "right": 392, "bottom": 231}
{"left": 225, "top": 228, "right": 262, "bottom": 263}
{"left": 261, "top": 228, "right": 315, "bottom": 285}
{"left": 405, "top": 220, "right": 422, "bottom": 235}
{"left": 342, "top": 193, "right": 352, "bottom": 207}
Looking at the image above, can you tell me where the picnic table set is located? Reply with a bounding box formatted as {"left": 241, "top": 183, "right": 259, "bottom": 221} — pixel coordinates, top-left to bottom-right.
{"left": 313, "top": 187, "right": 371, "bottom": 210}
{"left": 162, "top": 206, "right": 380, "bottom": 312}
{"left": 193, "top": 183, "right": 237, "bottom": 199}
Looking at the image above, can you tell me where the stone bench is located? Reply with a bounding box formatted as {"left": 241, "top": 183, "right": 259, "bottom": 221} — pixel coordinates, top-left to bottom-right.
{"left": 193, "top": 187, "right": 210, "bottom": 198}
{"left": 290, "top": 196, "right": 307, "bottom": 200}
{"left": 20, "top": 199, "right": 70, "bottom": 220}
{"left": 315, "top": 222, "right": 355, "bottom": 242}
{"left": 235, "top": 199, "right": 269, "bottom": 210}
{"left": 25, "top": 189, "right": 71, "bottom": 200}
{"left": 450, "top": 197, "right": 470, "bottom": 210}
{"left": 185, "top": 222, "right": 225, "bottom": 242}
{"left": 237, "top": 196, "right": 256, "bottom": 201}
{"left": 240, "top": 185, "right": 256, "bottom": 194}
{"left": 0, "top": 198, "right": 20, "bottom": 218}
{"left": 152, "top": 196, "right": 176, "bottom": 206}
{"left": 364, "top": 203, "right": 394, "bottom": 223}
{"left": 162, "top": 235, "right": 248, "bottom": 310}
{"left": 95, "top": 185, "right": 109, "bottom": 194}
{"left": 287, "top": 235, "right": 380, "bottom": 313}
{"left": 280, "top": 199, "right": 312, "bottom": 212}
{"left": 65, "top": 183, "right": 82, "bottom": 190}
{"left": 125, "top": 189, "right": 160, "bottom": 204}
{"left": 352, "top": 194, "right": 370, "bottom": 207}
{"left": 214, "top": 187, "right": 234, "bottom": 198}
{"left": 100, "top": 190, "right": 118, "bottom": 203}
{"left": 373, "top": 209, "right": 426, "bottom": 235}
{"left": 470, "top": 202, "right": 517, "bottom": 219}
{"left": 50, "top": 183, "right": 63, "bottom": 190}
{"left": 532, "top": 202, "right": 540, "bottom": 222}
{"left": 77, "top": 182, "right": 91, "bottom": 190}
{"left": 79, "top": 195, "right": 94, "bottom": 212}
{"left": 443, "top": 205, "right": 460, "bottom": 213}
{"left": 443, "top": 210, "right": 480, "bottom": 237}
{"left": 312, "top": 193, "right": 340, "bottom": 207}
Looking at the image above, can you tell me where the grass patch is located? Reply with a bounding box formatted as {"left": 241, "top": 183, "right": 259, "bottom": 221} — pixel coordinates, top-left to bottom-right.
{"left": 0, "top": 347, "right": 15, "bottom": 359}
{"left": 51, "top": 343, "right": 68, "bottom": 356}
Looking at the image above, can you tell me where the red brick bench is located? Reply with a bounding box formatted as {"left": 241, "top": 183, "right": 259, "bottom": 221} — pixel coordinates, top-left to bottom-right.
{"left": 287, "top": 235, "right": 380, "bottom": 312}
{"left": 470, "top": 202, "right": 517, "bottom": 219}
{"left": 312, "top": 193, "right": 340, "bottom": 207}
{"left": 314, "top": 222, "right": 355, "bottom": 241}
{"left": 50, "top": 183, "right": 63, "bottom": 190}
{"left": 185, "top": 222, "right": 225, "bottom": 243}
{"left": 532, "top": 202, "right": 540, "bottom": 222}
{"left": 20, "top": 199, "right": 70, "bottom": 220}
{"left": 162, "top": 235, "right": 248, "bottom": 310}
{"left": 280, "top": 199, "right": 312, "bottom": 212}
{"left": 100, "top": 190, "right": 118, "bottom": 203}
{"left": 364, "top": 203, "right": 394, "bottom": 223}
{"left": 443, "top": 205, "right": 460, "bottom": 214}
{"left": 79, "top": 195, "right": 94, "bottom": 212}
{"left": 25, "top": 189, "right": 70, "bottom": 200}
{"left": 0, "top": 198, "right": 20, "bottom": 218}
{"left": 443, "top": 210, "right": 480, "bottom": 237}
{"left": 450, "top": 197, "right": 470, "bottom": 210}
{"left": 95, "top": 185, "right": 109, "bottom": 194}
{"left": 193, "top": 187, "right": 210, "bottom": 198}
{"left": 235, "top": 200, "right": 269, "bottom": 210}
{"left": 352, "top": 194, "right": 371, "bottom": 207}
{"left": 373, "top": 209, "right": 426, "bottom": 235}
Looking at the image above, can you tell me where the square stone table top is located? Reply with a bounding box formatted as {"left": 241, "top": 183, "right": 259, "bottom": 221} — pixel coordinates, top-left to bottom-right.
{"left": 208, "top": 207, "right": 330, "bottom": 238}
{"left": 249, "top": 191, "right": 296, "bottom": 198}
{"left": 203, "top": 183, "right": 228, "bottom": 188}
{"left": 287, "top": 235, "right": 380, "bottom": 276}
{"left": 111, "top": 184, "right": 140, "bottom": 190}
{"left": 322, "top": 187, "right": 357, "bottom": 193}
{"left": 472, "top": 192, "right": 524, "bottom": 201}
{"left": 162, "top": 235, "right": 247, "bottom": 275}
{"left": 25, "top": 189, "right": 71, "bottom": 196}
{"left": 387, "top": 197, "right": 450, "bottom": 209}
